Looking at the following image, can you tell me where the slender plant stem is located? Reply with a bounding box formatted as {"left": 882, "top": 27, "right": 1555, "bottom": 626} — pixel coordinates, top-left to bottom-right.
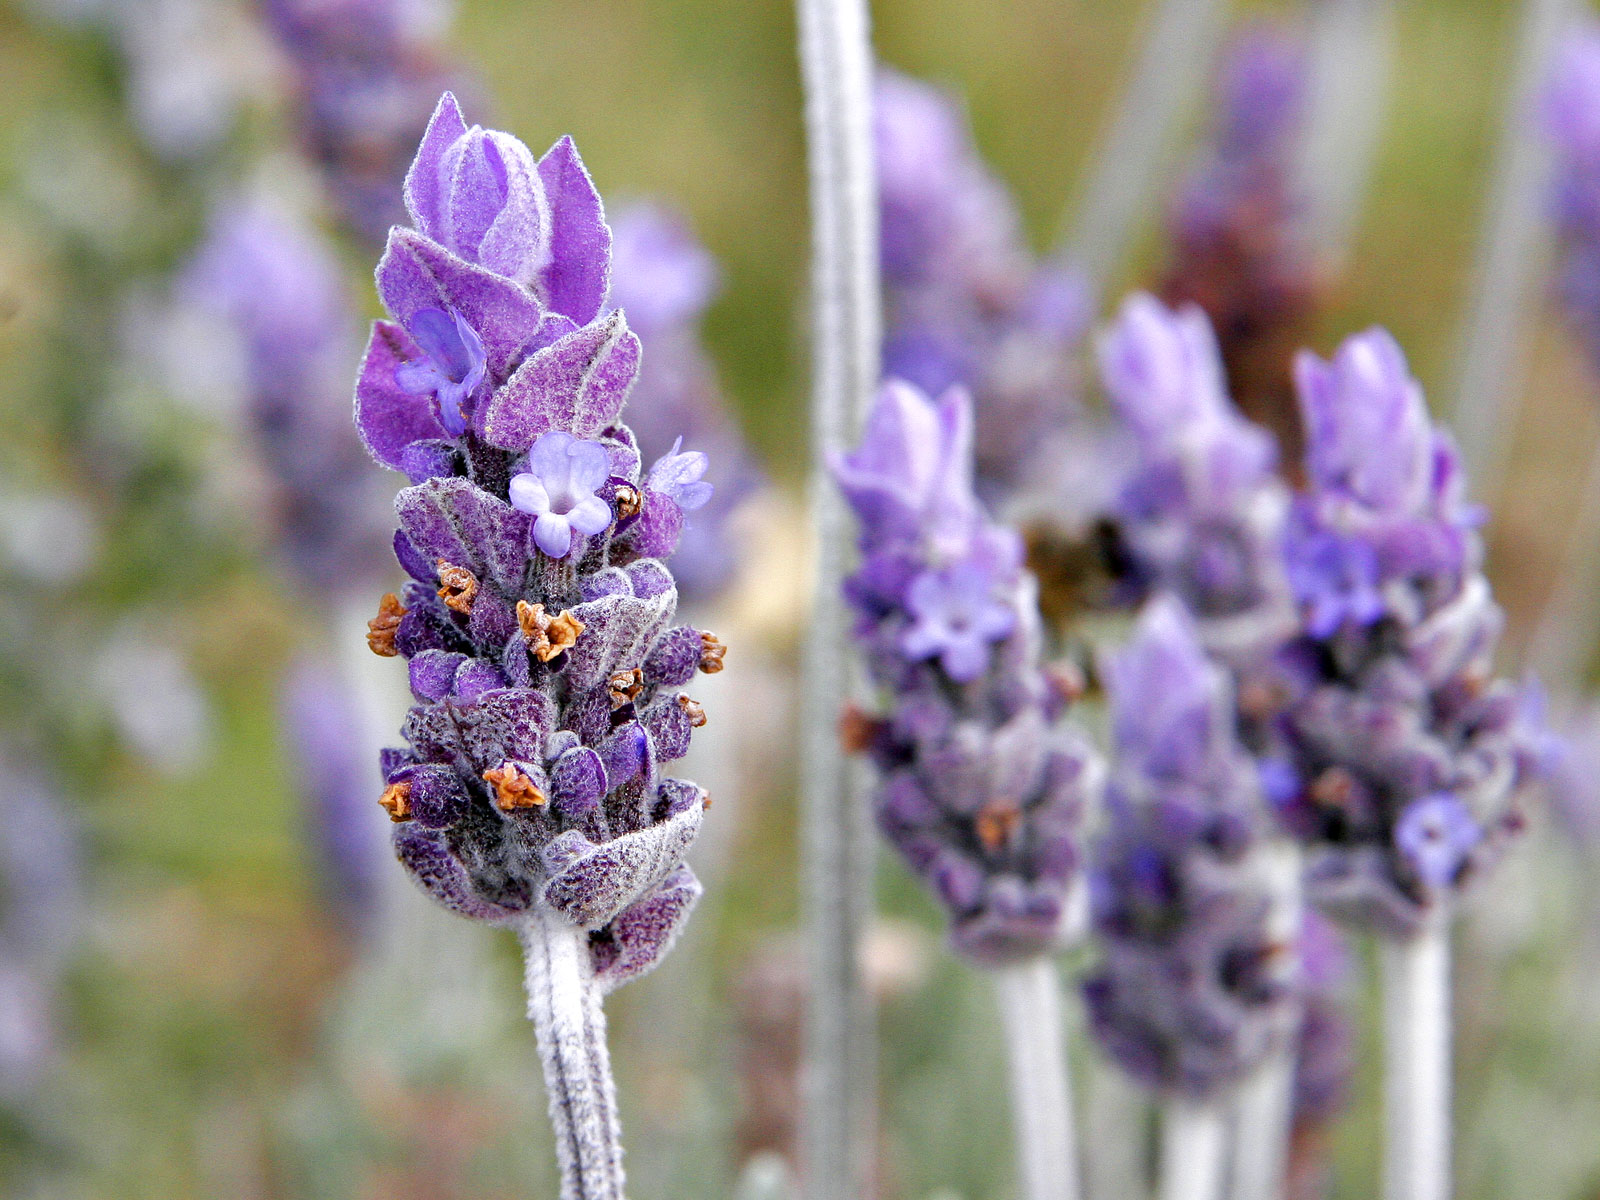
{"left": 1380, "top": 925, "right": 1451, "bottom": 1200}
{"left": 1450, "top": 0, "right": 1579, "bottom": 495}
{"left": 1227, "top": 842, "right": 1303, "bottom": 1200}
{"left": 1056, "top": 0, "right": 1231, "bottom": 294}
{"left": 521, "top": 907, "right": 627, "bottom": 1200}
{"left": 994, "top": 958, "right": 1080, "bottom": 1200}
{"left": 1525, "top": 441, "right": 1600, "bottom": 693}
{"left": 1293, "top": 0, "right": 1396, "bottom": 261}
{"left": 794, "top": 0, "right": 881, "bottom": 1195}
{"left": 1161, "top": 1098, "right": 1228, "bottom": 1200}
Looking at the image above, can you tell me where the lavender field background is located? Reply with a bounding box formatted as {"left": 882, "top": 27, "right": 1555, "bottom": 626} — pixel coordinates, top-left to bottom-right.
{"left": 2, "top": 0, "right": 1599, "bottom": 1198}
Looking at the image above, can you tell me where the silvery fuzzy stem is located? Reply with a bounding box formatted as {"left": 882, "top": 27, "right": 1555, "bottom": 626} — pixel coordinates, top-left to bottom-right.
{"left": 1161, "top": 1099, "right": 1228, "bottom": 1200}
{"left": 1380, "top": 926, "right": 1451, "bottom": 1200}
{"left": 995, "top": 958, "right": 1081, "bottom": 1200}
{"left": 521, "top": 907, "right": 627, "bottom": 1200}
{"left": 1058, "top": 0, "right": 1230, "bottom": 294}
{"left": 1294, "top": 0, "right": 1396, "bottom": 260}
{"left": 1450, "top": 0, "right": 1578, "bottom": 494}
{"left": 1227, "top": 842, "right": 1304, "bottom": 1200}
{"left": 1525, "top": 444, "right": 1600, "bottom": 693}
{"left": 794, "top": 0, "right": 881, "bottom": 1195}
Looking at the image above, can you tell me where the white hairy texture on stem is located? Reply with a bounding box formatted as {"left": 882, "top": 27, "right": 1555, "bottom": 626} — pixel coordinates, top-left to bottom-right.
{"left": 1381, "top": 926, "right": 1451, "bottom": 1200}
{"left": 994, "top": 958, "right": 1081, "bottom": 1200}
{"left": 1057, "top": 0, "right": 1231, "bottom": 294}
{"left": 1161, "top": 1098, "right": 1228, "bottom": 1200}
{"left": 1526, "top": 446, "right": 1600, "bottom": 692}
{"left": 1293, "top": 0, "right": 1396, "bottom": 259}
{"left": 521, "top": 908, "right": 627, "bottom": 1200}
{"left": 1227, "top": 842, "right": 1303, "bottom": 1200}
{"left": 1450, "top": 0, "right": 1580, "bottom": 494}
{"left": 794, "top": 0, "right": 881, "bottom": 1195}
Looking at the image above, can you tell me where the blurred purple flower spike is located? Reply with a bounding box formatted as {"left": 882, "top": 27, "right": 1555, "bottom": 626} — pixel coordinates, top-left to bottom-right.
{"left": 1084, "top": 598, "right": 1297, "bottom": 1101}
{"left": 1272, "top": 327, "right": 1543, "bottom": 937}
{"left": 834, "top": 379, "right": 1097, "bottom": 966}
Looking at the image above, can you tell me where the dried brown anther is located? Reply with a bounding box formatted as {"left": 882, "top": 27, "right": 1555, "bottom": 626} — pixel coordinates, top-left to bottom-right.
{"left": 678, "top": 695, "right": 707, "bottom": 727}
{"left": 483, "top": 762, "right": 547, "bottom": 811}
{"left": 378, "top": 781, "right": 413, "bottom": 822}
{"left": 974, "top": 801, "right": 1022, "bottom": 852}
{"left": 517, "top": 600, "right": 586, "bottom": 662}
{"left": 608, "top": 668, "right": 645, "bottom": 708}
{"left": 614, "top": 485, "right": 642, "bottom": 520}
{"left": 1309, "top": 767, "right": 1358, "bottom": 811}
{"left": 367, "top": 593, "right": 407, "bottom": 657}
{"left": 698, "top": 630, "right": 727, "bottom": 674}
{"left": 1044, "top": 661, "right": 1086, "bottom": 706}
{"left": 701, "top": 793, "right": 714, "bottom": 811}
{"left": 838, "top": 704, "right": 883, "bottom": 754}
{"left": 436, "top": 559, "right": 479, "bottom": 614}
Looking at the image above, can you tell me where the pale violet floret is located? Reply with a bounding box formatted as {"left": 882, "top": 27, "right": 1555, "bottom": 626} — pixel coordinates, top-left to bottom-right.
{"left": 508, "top": 431, "right": 614, "bottom": 558}
{"left": 394, "top": 307, "right": 488, "bottom": 435}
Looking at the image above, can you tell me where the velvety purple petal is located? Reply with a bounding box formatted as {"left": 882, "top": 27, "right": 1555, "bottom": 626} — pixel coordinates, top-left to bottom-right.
{"left": 537, "top": 135, "right": 612, "bottom": 324}
{"left": 478, "top": 312, "right": 641, "bottom": 450}
{"left": 375, "top": 228, "right": 545, "bottom": 381}
{"left": 355, "top": 320, "right": 450, "bottom": 470}
{"left": 534, "top": 513, "right": 573, "bottom": 558}
{"left": 395, "top": 480, "right": 481, "bottom": 572}
{"left": 393, "top": 823, "right": 528, "bottom": 922}
{"left": 567, "top": 495, "right": 613, "bottom": 537}
{"left": 403, "top": 92, "right": 469, "bottom": 240}
{"left": 592, "top": 866, "right": 702, "bottom": 994}
{"left": 542, "top": 801, "right": 703, "bottom": 927}
{"left": 478, "top": 134, "right": 550, "bottom": 286}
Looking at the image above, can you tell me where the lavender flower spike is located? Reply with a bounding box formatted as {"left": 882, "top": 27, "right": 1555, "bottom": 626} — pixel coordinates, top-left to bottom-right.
{"left": 1084, "top": 597, "right": 1297, "bottom": 1104}
{"left": 837, "top": 379, "right": 1097, "bottom": 1200}
{"left": 1271, "top": 326, "right": 1544, "bottom": 1200}
{"left": 354, "top": 92, "right": 720, "bottom": 1200}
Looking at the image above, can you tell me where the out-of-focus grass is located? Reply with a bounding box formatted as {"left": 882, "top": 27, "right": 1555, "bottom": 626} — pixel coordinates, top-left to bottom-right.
{"left": 4, "top": 0, "right": 1600, "bottom": 1197}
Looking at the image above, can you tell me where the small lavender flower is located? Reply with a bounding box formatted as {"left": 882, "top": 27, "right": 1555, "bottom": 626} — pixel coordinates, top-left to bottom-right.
{"left": 834, "top": 379, "right": 1095, "bottom": 965}
{"left": 1083, "top": 598, "right": 1297, "bottom": 1101}
{"left": 874, "top": 68, "right": 1089, "bottom": 502}
{"left": 1269, "top": 329, "right": 1540, "bottom": 936}
{"left": 265, "top": 0, "right": 462, "bottom": 245}
{"left": 606, "top": 204, "right": 761, "bottom": 602}
{"left": 1543, "top": 21, "right": 1600, "bottom": 367}
{"left": 352, "top": 92, "right": 719, "bottom": 1196}
{"left": 1098, "top": 293, "right": 1294, "bottom": 659}
{"left": 1162, "top": 24, "right": 1320, "bottom": 467}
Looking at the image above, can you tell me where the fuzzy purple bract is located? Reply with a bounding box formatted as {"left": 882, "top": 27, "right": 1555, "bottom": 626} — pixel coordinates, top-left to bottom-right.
{"left": 834, "top": 378, "right": 1097, "bottom": 966}
{"left": 1083, "top": 597, "right": 1297, "bottom": 1100}
{"left": 352, "top": 92, "right": 715, "bottom": 991}
{"left": 1267, "top": 328, "right": 1542, "bottom": 937}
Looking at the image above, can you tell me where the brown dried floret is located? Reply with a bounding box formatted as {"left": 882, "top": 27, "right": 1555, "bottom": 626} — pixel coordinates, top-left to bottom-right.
{"left": 678, "top": 695, "right": 707, "bottom": 727}
{"left": 974, "top": 801, "right": 1022, "bottom": 852}
{"left": 483, "top": 762, "right": 547, "bottom": 811}
{"left": 698, "top": 630, "right": 727, "bottom": 674}
{"left": 608, "top": 668, "right": 644, "bottom": 708}
{"left": 367, "top": 593, "right": 407, "bottom": 657}
{"left": 516, "top": 601, "right": 586, "bottom": 662}
{"left": 838, "top": 704, "right": 884, "bottom": 754}
{"left": 436, "top": 560, "right": 479, "bottom": 614}
{"left": 378, "top": 781, "right": 413, "bottom": 822}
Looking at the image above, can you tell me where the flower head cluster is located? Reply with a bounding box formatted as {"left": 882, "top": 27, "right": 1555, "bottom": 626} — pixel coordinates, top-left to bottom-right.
{"left": 1543, "top": 22, "right": 1600, "bottom": 368}
{"left": 1098, "top": 293, "right": 1294, "bottom": 658}
{"left": 265, "top": 0, "right": 462, "bottom": 244}
{"left": 185, "top": 196, "right": 395, "bottom": 589}
{"left": 607, "top": 204, "right": 763, "bottom": 601}
{"left": 875, "top": 68, "right": 1088, "bottom": 501}
{"left": 1083, "top": 598, "right": 1297, "bottom": 1100}
{"left": 834, "top": 380, "right": 1096, "bottom": 965}
{"left": 1268, "top": 330, "right": 1539, "bottom": 936}
{"left": 352, "top": 93, "right": 720, "bottom": 988}
{"left": 1162, "top": 24, "right": 1319, "bottom": 465}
